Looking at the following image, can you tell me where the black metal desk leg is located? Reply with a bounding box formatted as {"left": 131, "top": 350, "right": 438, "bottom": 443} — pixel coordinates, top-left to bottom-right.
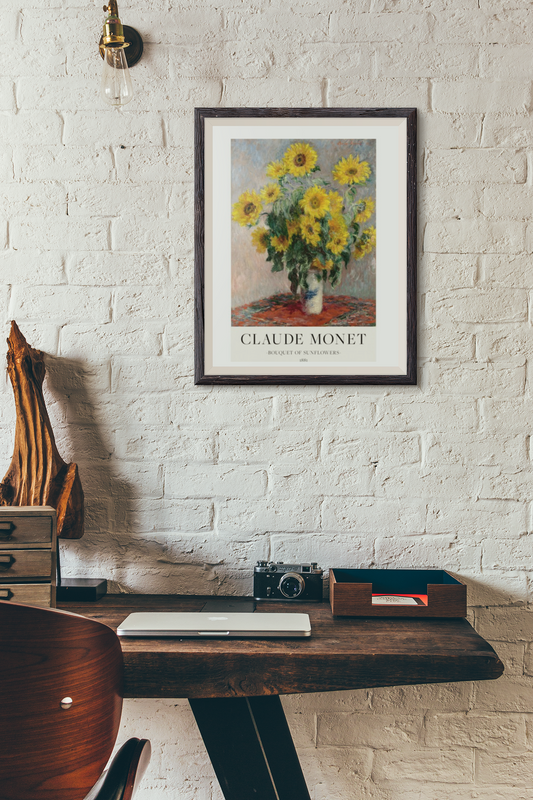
{"left": 189, "top": 696, "right": 311, "bottom": 800}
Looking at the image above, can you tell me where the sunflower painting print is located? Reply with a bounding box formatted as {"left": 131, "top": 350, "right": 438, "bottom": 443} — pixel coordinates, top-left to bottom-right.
{"left": 231, "top": 138, "right": 376, "bottom": 328}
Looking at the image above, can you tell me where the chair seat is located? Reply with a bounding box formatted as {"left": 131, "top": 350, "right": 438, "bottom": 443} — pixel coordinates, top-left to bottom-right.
{"left": 0, "top": 601, "right": 150, "bottom": 800}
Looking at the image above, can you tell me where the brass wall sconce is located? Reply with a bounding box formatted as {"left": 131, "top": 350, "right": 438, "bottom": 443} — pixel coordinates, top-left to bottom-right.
{"left": 99, "top": 0, "right": 143, "bottom": 107}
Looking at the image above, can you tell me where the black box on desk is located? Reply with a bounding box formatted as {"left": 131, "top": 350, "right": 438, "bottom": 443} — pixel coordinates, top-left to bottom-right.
{"left": 56, "top": 578, "right": 107, "bottom": 602}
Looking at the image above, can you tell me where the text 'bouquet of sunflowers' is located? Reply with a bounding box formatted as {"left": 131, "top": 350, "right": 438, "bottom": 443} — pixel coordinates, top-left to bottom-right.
{"left": 232, "top": 141, "right": 376, "bottom": 301}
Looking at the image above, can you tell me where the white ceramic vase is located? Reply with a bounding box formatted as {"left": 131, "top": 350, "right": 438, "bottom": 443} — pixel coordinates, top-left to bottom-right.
{"left": 301, "top": 269, "right": 323, "bottom": 315}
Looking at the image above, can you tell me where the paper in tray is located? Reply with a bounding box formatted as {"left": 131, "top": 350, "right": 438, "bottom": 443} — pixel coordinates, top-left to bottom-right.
{"left": 372, "top": 594, "right": 428, "bottom": 606}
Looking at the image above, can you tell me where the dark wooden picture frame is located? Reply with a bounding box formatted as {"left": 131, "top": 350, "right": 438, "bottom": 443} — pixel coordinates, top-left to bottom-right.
{"left": 194, "top": 107, "right": 417, "bottom": 385}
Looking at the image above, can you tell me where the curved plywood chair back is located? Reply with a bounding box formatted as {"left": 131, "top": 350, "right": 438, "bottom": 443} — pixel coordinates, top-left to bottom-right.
{"left": 0, "top": 601, "right": 123, "bottom": 800}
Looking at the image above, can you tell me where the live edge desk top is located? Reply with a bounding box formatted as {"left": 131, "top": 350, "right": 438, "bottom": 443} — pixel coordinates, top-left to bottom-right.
{"left": 58, "top": 595, "right": 504, "bottom": 699}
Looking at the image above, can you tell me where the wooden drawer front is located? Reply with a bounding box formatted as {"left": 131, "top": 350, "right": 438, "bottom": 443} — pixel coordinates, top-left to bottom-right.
{"left": 0, "top": 516, "right": 52, "bottom": 548}
{"left": 0, "top": 550, "right": 52, "bottom": 580}
{"left": 0, "top": 583, "right": 53, "bottom": 607}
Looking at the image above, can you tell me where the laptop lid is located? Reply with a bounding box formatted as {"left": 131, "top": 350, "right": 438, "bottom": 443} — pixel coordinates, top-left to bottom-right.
{"left": 116, "top": 611, "right": 312, "bottom": 638}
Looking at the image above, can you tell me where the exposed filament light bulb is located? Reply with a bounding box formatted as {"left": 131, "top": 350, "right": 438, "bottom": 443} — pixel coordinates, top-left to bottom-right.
{"left": 100, "top": 1, "right": 136, "bottom": 107}
{"left": 101, "top": 45, "right": 133, "bottom": 107}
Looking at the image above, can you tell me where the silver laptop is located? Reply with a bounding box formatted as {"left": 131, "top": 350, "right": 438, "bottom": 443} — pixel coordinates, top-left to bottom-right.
{"left": 117, "top": 611, "right": 312, "bottom": 638}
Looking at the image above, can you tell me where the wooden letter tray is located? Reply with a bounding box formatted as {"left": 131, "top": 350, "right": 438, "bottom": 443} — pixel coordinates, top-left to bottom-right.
{"left": 330, "top": 569, "right": 467, "bottom": 618}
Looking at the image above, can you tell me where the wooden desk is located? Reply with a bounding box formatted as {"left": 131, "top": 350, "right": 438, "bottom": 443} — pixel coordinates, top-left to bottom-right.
{"left": 60, "top": 595, "right": 503, "bottom": 800}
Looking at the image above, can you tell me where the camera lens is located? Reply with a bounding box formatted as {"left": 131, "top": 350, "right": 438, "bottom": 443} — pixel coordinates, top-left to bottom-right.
{"left": 279, "top": 572, "right": 305, "bottom": 599}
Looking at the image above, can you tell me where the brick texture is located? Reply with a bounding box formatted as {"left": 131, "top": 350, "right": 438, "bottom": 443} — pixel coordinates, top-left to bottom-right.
{"left": 1, "top": 1, "right": 532, "bottom": 797}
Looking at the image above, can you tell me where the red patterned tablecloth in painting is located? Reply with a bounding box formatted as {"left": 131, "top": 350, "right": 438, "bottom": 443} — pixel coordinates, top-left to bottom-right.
{"left": 232, "top": 293, "right": 376, "bottom": 327}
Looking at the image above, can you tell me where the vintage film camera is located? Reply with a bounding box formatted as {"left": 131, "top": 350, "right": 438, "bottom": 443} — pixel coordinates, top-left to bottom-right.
{"left": 254, "top": 561, "right": 323, "bottom": 602}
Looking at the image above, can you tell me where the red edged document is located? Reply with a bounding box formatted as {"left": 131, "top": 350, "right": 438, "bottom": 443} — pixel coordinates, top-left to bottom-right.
{"left": 372, "top": 594, "right": 428, "bottom": 606}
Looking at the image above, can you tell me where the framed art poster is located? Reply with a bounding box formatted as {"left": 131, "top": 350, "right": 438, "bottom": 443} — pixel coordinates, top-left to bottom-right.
{"left": 194, "top": 107, "right": 416, "bottom": 385}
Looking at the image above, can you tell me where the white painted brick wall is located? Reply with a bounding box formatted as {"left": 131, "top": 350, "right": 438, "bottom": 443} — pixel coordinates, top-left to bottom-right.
{"left": 2, "top": 0, "right": 533, "bottom": 797}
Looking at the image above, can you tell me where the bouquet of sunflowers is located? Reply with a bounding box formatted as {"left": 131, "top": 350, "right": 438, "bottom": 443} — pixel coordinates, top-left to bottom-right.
{"left": 232, "top": 141, "right": 376, "bottom": 297}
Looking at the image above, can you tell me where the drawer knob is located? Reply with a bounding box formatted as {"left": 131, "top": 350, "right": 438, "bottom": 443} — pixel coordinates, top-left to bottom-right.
{"left": 60, "top": 697, "right": 73, "bottom": 710}
{"left": 0, "top": 555, "right": 15, "bottom": 570}
{"left": 0, "top": 522, "right": 15, "bottom": 539}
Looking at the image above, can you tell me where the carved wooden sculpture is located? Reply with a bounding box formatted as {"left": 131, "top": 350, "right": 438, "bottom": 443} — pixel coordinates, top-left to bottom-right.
{"left": 0, "top": 321, "right": 84, "bottom": 539}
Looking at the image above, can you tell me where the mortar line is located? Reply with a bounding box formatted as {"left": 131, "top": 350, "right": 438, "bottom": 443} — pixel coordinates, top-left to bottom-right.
{"left": 321, "top": 78, "right": 330, "bottom": 108}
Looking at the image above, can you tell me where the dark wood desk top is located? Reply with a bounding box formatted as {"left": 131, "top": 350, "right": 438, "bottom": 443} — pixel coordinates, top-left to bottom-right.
{"left": 59, "top": 595, "right": 504, "bottom": 699}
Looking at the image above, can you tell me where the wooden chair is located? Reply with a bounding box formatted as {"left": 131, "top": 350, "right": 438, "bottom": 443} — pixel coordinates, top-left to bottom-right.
{"left": 0, "top": 600, "right": 151, "bottom": 800}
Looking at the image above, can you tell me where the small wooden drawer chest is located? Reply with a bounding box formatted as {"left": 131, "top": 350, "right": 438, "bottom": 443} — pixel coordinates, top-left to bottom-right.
{"left": 0, "top": 506, "right": 57, "bottom": 607}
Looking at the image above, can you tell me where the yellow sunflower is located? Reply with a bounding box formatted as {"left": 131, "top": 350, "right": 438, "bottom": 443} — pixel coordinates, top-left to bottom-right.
{"left": 353, "top": 226, "right": 376, "bottom": 259}
{"left": 271, "top": 234, "right": 291, "bottom": 253}
{"left": 300, "top": 215, "right": 321, "bottom": 246}
{"left": 328, "top": 191, "right": 343, "bottom": 215}
{"left": 299, "top": 186, "right": 330, "bottom": 219}
{"left": 251, "top": 226, "right": 270, "bottom": 253}
{"left": 287, "top": 219, "right": 300, "bottom": 238}
{"left": 327, "top": 216, "right": 349, "bottom": 255}
{"left": 327, "top": 234, "right": 348, "bottom": 255}
{"left": 312, "top": 257, "right": 334, "bottom": 271}
{"left": 260, "top": 183, "right": 281, "bottom": 204}
{"left": 333, "top": 154, "right": 371, "bottom": 185}
{"left": 328, "top": 214, "right": 349, "bottom": 239}
{"left": 353, "top": 242, "right": 368, "bottom": 260}
{"left": 283, "top": 142, "right": 318, "bottom": 177}
{"left": 354, "top": 196, "right": 375, "bottom": 224}
{"left": 266, "top": 160, "right": 287, "bottom": 180}
{"left": 365, "top": 225, "right": 376, "bottom": 245}
{"left": 329, "top": 213, "right": 347, "bottom": 231}
{"left": 232, "top": 191, "right": 263, "bottom": 226}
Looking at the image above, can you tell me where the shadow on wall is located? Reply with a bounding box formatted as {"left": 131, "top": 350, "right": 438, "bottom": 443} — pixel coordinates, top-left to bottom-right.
{"left": 41, "top": 354, "right": 242, "bottom": 594}
{"left": 43, "top": 353, "right": 136, "bottom": 590}
{"left": 461, "top": 573, "right": 526, "bottom": 610}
